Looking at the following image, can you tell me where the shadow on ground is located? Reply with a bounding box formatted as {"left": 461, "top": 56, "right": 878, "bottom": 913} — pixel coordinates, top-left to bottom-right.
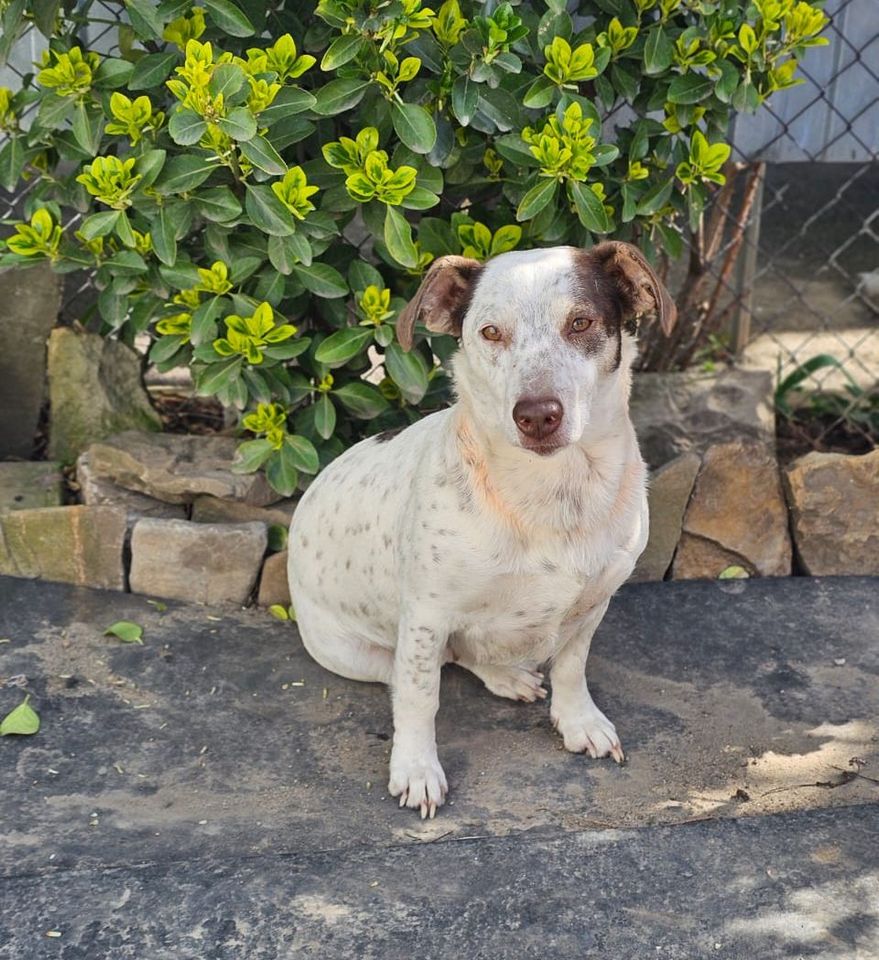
{"left": 1, "top": 575, "right": 877, "bottom": 958}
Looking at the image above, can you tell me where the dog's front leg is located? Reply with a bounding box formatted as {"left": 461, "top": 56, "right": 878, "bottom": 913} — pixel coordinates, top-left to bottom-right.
{"left": 387, "top": 618, "right": 448, "bottom": 818}
{"left": 550, "top": 599, "right": 624, "bottom": 763}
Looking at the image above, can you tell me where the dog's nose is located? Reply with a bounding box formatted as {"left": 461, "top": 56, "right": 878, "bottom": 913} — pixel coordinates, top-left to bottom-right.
{"left": 512, "top": 397, "right": 564, "bottom": 440}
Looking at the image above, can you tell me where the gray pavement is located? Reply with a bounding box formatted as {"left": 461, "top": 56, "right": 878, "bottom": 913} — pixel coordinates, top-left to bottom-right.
{"left": 0, "top": 574, "right": 877, "bottom": 959}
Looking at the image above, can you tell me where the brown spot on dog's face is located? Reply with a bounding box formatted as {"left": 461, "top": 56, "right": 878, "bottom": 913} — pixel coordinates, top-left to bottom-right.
{"left": 567, "top": 251, "right": 630, "bottom": 369}
{"left": 582, "top": 241, "right": 677, "bottom": 335}
{"left": 571, "top": 242, "right": 676, "bottom": 369}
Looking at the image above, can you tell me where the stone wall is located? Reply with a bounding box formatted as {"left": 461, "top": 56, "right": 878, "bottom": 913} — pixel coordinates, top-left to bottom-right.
{"left": 0, "top": 432, "right": 292, "bottom": 608}
{"left": 1, "top": 369, "right": 876, "bottom": 605}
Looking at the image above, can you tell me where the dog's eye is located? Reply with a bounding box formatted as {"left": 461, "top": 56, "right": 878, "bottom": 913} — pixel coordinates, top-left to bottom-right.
{"left": 480, "top": 325, "right": 503, "bottom": 342}
{"left": 570, "top": 316, "right": 594, "bottom": 333}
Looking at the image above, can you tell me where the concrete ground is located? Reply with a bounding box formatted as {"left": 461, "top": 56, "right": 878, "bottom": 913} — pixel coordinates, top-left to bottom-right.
{"left": 0, "top": 574, "right": 877, "bottom": 959}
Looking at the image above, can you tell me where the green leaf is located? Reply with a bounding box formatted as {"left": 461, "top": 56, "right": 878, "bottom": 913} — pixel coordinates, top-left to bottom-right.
{"left": 523, "top": 75, "right": 556, "bottom": 109}
{"left": 314, "top": 327, "right": 373, "bottom": 366}
{"left": 312, "top": 78, "right": 370, "bottom": 116}
{"left": 258, "top": 86, "right": 316, "bottom": 124}
{"left": 135, "top": 148, "right": 166, "bottom": 189}
{"left": 209, "top": 62, "right": 247, "bottom": 100}
{"left": 571, "top": 181, "right": 610, "bottom": 233}
{"left": 290, "top": 262, "right": 348, "bottom": 298}
{"left": 385, "top": 342, "right": 429, "bottom": 404}
{"left": 313, "top": 393, "right": 336, "bottom": 440}
{"left": 233, "top": 437, "right": 275, "bottom": 473}
{"left": 239, "top": 135, "right": 287, "bottom": 175}
{"left": 155, "top": 155, "right": 217, "bottom": 194}
{"left": 348, "top": 260, "right": 384, "bottom": 291}
{"left": 451, "top": 75, "right": 479, "bottom": 126}
{"left": 245, "top": 184, "right": 296, "bottom": 236}
{"left": 203, "top": 0, "right": 255, "bottom": 36}
{"left": 125, "top": 0, "right": 165, "bottom": 40}
{"left": 168, "top": 108, "right": 207, "bottom": 146}
{"left": 93, "top": 57, "right": 135, "bottom": 89}
{"left": 104, "top": 620, "right": 144, "bottom": 644}
{"left": 494, "top": 133, "right": 541, "bottom": 167}
{"left": 268, "top": 525, "right": 288, "bottom": 554}
{"left": 321, "top": 33, "right": 364, "bottom": 70}
{"left": 129, "top": 51, "right": 178, "bottom": 91}
{"left": 36, "top": 93, "right": 74, "bottom": 130}
{"left": 636, "top": 178, "right": 674, "bottom": 216}
{"left": 399, "top": 186, "right": 440, "bottom": 210}
{"left": 79, "top": 210, "right": 121, "bottom": 241}
{"left": 667, "top": 73, "right": 714, "bottom": 104}
{"left": 72, "top": 100, "right": 103, "bottom": 155}
{"left": 32, "top": 0, "right": 60, "bottom": 39}
{"left": 383, "top": 205, "right": 418, "bottom": 268}
{"left": 267, "top": 233, "right": 301, "bottom": 274}
{"left": 0, "top": 695, "right": 39, "bottom": 736}
{"left": 115, "top": 210, "right": 136, "bottom": 248}
{"left": 392, "top": 101, "right": 437, "bottom": 154}
{"left": 0, "top": 136, "right": 24, "bottom": 192}
{"left": 516, "top": 178, "right": 557, "bottom": 222}
{"left": 266, "top": 446, "right": 299, "bottom": 496}
{"left": 592, "top": 144, "right": 620, "bottom": 167}
{"left": 285, "top": 434, "right": 320, "bottom": 475}
{"left": 194, "top": 186, "right": 242, "bottom": 223}
{"left": 150, "top": 334, "right": 187, "bottom": 365}
{"left": 195, "top": 357, "right": 243, "bottom": 395}
{"left": 190, "top": 296, "right": 224, "bottom": 345}
{"left": 218, "top": 106, "right": 257, "bottom": 142}
{"left": 333, "top": 381, "right": 390, "bottom": 419}
{"left": 644, "top": 26, "right": 673, "bottom": 74}
{"left": 477, "top": 88, "right": 520, "bottom": 132}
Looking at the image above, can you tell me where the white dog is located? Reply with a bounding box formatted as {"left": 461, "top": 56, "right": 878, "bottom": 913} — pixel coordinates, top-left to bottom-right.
{"left": 288, "top": 243, "right": 675, "bottom": 818}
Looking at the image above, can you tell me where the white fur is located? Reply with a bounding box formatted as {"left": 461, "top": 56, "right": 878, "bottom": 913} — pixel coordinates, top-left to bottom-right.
{"left": 288, "top": 246, "right": 650, "bottom": 818}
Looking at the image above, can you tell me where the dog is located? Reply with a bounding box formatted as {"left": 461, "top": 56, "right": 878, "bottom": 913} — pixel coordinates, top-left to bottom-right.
{"left": 288, "top": 242, "right": 676, "bottom": 818}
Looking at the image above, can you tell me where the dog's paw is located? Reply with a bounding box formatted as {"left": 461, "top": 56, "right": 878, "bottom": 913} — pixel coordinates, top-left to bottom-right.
{"left": 388, "top": 747, "right": 448, "bottom": 819}
{"left": 469, "top": 664, "right": 547, "bottom": 702}
{"left": 551, "top": 705, "right": 624, "bottom": 763}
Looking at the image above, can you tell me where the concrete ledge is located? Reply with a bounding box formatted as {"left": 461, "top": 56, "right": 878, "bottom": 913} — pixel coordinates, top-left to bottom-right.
{"left": 0, "top": 575, "right": 876, "bottom": 957}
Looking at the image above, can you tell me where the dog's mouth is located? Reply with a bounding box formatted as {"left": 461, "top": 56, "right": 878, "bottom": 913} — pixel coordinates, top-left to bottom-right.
{"left": 522, "top": 441, "right": 565, "bottom": 457}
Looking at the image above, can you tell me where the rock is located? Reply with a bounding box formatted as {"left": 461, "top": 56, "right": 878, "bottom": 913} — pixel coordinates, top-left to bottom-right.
{"left": 84, "top": 431, "right": 276, "bottom": 506}
{"left": 129, "top": 519, "right": 267, "bottom": 605}
{"left": 76, "top": 451, "right": 186, "bottom": 529}
{"left": 631, "top": 453, "right": 701, "bottom": 583}
{"left": 0, "top": 462, "right": 64, "bottom": 513}
{"left": 191, "top": 495, "right": 295, "bottom": 529}
{"left": 47, "top": 328, "right": 161, "bottom": 463}
{"left": 672, "top": 441, "right": 791, "bottom": 579}
{"left": 0, "top": 505, "right": 125, "bottom": 589}
{"left": 783, "top": 450, "right": 879, "bottom": 575}
{"left": 257, "top": 550, "right": 291, "bottom": 608}
{"left": 0, "top": 263, "right": 63, "bottom": 459}
{"left": 630, "top": 368, "right": 775, "bottom": 469}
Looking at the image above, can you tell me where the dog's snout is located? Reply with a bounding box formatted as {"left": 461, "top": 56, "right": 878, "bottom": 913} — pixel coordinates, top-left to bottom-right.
{"left": 512, "top": 397, "right": 564, "bottom": 440}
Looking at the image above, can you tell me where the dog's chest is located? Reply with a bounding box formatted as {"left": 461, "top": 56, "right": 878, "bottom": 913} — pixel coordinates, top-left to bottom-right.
{"left": 447, "top": 537, "right": 606, "bottom": 664}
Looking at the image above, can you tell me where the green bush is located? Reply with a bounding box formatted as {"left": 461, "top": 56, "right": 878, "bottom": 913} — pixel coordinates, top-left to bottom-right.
{"left": 0, "top": 0, "right": 828, "bottom": 494}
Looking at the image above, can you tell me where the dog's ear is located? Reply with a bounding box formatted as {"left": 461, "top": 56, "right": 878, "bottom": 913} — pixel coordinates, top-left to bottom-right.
{"left": 396, "top": 255, "right": 483, "bottom": 351}
{"left": 588, "top": 241, "right": 677, "bottom": 335}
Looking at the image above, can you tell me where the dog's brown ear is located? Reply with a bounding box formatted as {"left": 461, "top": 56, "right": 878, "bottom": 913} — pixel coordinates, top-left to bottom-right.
{"left": 588, "top": 241, "right": 677, "bottom": 335}
{"left": 396, "top": 255, "right": 483, "bottom": 351}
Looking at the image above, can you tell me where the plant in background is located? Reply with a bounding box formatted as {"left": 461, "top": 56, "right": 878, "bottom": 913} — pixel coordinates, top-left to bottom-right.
{"left": 0, "top": 0, "right": 830, "bottom": 494}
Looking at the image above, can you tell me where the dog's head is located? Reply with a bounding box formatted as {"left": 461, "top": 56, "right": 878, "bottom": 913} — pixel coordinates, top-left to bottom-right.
{"left": 397, "top": 243, "right": 675, "bottom": 455}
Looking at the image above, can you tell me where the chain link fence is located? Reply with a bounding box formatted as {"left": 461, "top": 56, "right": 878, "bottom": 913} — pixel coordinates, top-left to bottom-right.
{"left": 1, "top": 1, "right": 877, "bottom": 457}
{"left": 728, "top": 0, "right": 878, "bottom": 457}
